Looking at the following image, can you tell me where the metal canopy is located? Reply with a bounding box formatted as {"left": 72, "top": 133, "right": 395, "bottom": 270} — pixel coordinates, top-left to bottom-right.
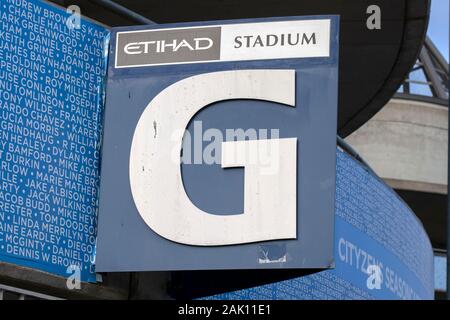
{"left": 398, "top": 37, "right": 449, "bottom": 103}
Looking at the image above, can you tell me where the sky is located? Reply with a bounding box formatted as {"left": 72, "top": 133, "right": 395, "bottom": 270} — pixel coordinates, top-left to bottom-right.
{"left": 406, "top": 0, "right": 449, "bottom": 96}
{"left": 428, "top": 0, "right": 449, "bottom": 61}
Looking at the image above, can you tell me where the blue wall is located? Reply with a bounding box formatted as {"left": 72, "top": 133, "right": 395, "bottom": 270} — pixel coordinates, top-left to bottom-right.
{"left": 0, "top": 0, "right": 109, "bottom": 282}
{"left": 203, "top": 149, "right": 434, "bottom": 300}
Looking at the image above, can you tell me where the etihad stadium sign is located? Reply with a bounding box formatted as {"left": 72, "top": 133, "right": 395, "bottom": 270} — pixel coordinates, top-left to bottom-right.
{"left": 96, "top": 16, "right": 339, "bottom": 271}
{"left": 115, "top": 19, "right": 330, "bottom": 68}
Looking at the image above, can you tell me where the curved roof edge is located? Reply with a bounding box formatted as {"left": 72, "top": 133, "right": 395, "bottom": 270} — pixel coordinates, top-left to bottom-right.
{"left": 339, "top": 0, "right": 431, "bottom": 137}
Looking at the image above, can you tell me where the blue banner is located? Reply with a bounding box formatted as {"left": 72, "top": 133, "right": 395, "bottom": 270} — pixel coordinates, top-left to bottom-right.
{"left": 0, "top": 0, "right": 109, "bottom": 282}
{"left": 203, "top": 150, "right": 434, "bottom": 299}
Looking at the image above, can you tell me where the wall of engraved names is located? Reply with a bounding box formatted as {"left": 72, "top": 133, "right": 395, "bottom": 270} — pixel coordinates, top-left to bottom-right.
{"left": 0, "top": 0, "right": 109, "bottom": 281}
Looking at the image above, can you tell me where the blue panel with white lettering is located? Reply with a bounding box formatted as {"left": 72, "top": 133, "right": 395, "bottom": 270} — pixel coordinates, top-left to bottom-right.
{"left": 0, "top": 0, "right": 109, "bottom": 282}
{"left": 200, "top": 150, "right": 434, "bottom": 300}
{"left": 96, "top": 16, "right": 339, "bottom": 271}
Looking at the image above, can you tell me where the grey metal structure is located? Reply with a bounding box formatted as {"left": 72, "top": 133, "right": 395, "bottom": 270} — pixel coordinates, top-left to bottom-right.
{"left": 0, "top": 284, "right": 62, "bottom": 300}
{"left": 398, "top": 37, "right": 448, "bottom": 103}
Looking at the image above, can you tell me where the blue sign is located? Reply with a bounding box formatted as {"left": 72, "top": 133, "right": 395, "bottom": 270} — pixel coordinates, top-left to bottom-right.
{"left": 96, "top": 16, "right": 339, "bottom": 271}
{"left": 200, "top": 150, "right": 434, "bottom": 299}
{"left": 0, "top": 0, "right": 109, "bottom": 282}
